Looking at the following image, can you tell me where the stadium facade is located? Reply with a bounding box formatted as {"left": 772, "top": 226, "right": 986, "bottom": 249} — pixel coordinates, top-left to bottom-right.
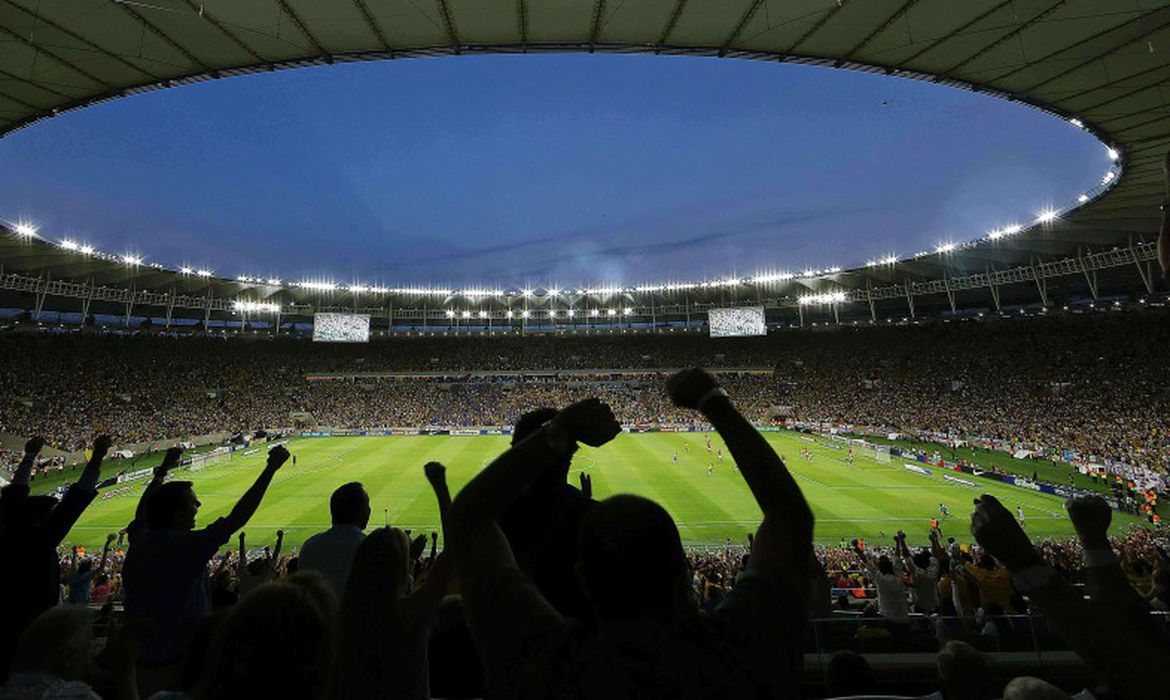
{"left": 0, "top": 0, "right": 1166, "bottom": 331}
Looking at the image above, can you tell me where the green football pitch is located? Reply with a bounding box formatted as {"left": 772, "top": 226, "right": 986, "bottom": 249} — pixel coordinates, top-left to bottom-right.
{"left": 61, "top": 431, "right": 1151, "bottom": 550}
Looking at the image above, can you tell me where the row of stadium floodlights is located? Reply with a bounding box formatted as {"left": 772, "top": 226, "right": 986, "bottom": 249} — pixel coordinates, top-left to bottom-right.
{"left": 2, "top": 138, "right": 1121, "bottom": 306}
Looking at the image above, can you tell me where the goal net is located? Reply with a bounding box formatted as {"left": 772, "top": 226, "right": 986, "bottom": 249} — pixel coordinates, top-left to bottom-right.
{"left": 874, "top": 444, "right": 891, "bottom": 463}
{"left": 187, "top": 447, "right": 231, "bottom": 472}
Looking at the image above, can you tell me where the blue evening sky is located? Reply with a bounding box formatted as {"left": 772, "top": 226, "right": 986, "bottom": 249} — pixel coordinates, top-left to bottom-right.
{"left": 0, "top": 54, "right": 1110, "bottom": 288}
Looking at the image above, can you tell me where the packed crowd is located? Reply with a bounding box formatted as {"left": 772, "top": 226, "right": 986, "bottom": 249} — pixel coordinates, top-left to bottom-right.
{"left": 2, "top": 370, "right": 1168, "bottom": 699}
{"left": 1, "top": 312, "right": 1168, "bottom": 480}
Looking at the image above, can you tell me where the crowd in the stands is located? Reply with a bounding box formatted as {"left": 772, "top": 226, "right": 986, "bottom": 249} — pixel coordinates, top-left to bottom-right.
{"left": 1, "top": 369, "right": 1169, "bottom": 698}
{"left": 2, "top": 311, "right": 1169, "bottom": 483}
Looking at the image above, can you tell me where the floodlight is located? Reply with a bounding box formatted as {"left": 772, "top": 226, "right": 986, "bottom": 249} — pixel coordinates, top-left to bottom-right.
{"left": 1078, "top": 194, "right": 1089, "bottom": 203}
{"left": 180, "top": 266, "right": 194, "bottom": 274}
{"left": 548, "top": 310, "right": 557, "bottom": 317}
{"left": 623, "top": 307, "right": 633, "bottom": 315}
{"left": 1035, "top": 209, "right": 1058, "bottom": 224}
{"left": 79, "top": 245, "right": 94, "bottom": 255}
{"left": 478, "top": 311, "right": 488, "bottom": 318}
{"left": 1069, "top": 118, "right": 1084, "bottom": 128}
{"left": 445, "top": 310, "right": 455, "bottom": 318}
{"left": 197, "top": 269, "right": 212, "bottom": 277}
{"left": 607, "top": 309, "right": 617, "bottom": 316}
{"left": 60, "top": 240, "right": 79, "bottom": 251}
{"left": 1106, "top": 147, "right": 1120, "bottom": 161}
{"left": 567, "top": 309, "right": 575, "bottom": 317}
{"left": 461, "top": 311, "right": 471, "bottom": 318}
{"left": 505, "top": 310, "right": 514, "bottom": 319}
{"left": 521, "top": 310, "right": 530, "bottom": 319}
{"left": 267, "top": 278, "right": 281, "bottom": 285}
{"left": 935, "top": 243, "right": 956, "bottom": 254}
{"left": 13, "top": 223, "right": 36, "bottom": 237}
{"left": 122, "top": 254, "right": 143, "bottom": 266}
{"left": 590, "top": 309, "right": 600, "bottom": 317}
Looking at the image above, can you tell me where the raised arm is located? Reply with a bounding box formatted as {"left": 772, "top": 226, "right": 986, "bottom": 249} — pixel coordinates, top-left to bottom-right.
{"left": 423, "top": 461, "right": 451, "bottom": 537}
{"left": 447, "top": 398, "right": 619, "bottom": 587}
{"left": 237, "top": 531, "right": 248, "bottom": 582}
{"left": 74, "top": 435, "right": 113, "bottom": 491}
{"left": 666, "top": 368, "right": 814, "bottom": 587}
{"left": 9, "top": 436, "right": 44, "bottom": 486}
{"left": 972, "top": 494, "right": 1170, "bottom": 700}
{"left": 220, "top": 446, "right": 289, "bottom": 534}
{"left": 98, "top": 532, "right": 116, "bottom": 572}
{"left": 131, "top": 446, "right": 183, "bottom": 529}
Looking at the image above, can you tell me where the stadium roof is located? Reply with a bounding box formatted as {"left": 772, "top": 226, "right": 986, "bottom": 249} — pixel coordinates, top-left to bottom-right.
{"left": 0, "top": 0, "right": 1167, "bottom": 319}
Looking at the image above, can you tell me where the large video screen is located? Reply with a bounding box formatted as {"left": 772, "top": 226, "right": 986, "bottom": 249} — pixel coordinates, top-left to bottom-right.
{"left": 708, "top": 307, "right": 766, "bottom": 338}
{"left": 313, "top": 313, "right": 371, "bottom": 343}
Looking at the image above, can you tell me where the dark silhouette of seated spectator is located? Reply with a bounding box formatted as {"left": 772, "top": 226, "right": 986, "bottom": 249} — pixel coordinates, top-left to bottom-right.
{"left": 936, "top": 640, "right": 994, "bottom": 700}
{"left": 336, "top": 527, "right": 453, "bottom": 700}
{"left": 447, "top": 369, "right": 815, "bottom": 698}
{"left": 1003, "top": 676, "right": 1070, "bottom": 700}
{"left": 122, "top": 445, "right": 289, "bottom": 695}
{"left": 191, "top": 575, "right": 335, "bottom": 700}
{"left": 497, "top": 407, "right": 595, "bottom": 621}
{"left": 1, "top": 606, "right": 145, "bottom": 700}
{"left": 823, "top": 649, "right": 877, "bottom": 697}
{"left": 300, "top": 481, "right": 370, "bottom": 598}
{"left": 0, "top": 436, "right": 109, "bottom": 682}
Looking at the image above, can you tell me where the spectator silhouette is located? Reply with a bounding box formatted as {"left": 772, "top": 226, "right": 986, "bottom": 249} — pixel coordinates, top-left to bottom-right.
{"left": 0, "top": 436, "right": 110, "bottom": 681}
{"left": 498, "top": 407, "right": 595, "bottom": 620}
{"left": 300, "top": 482, "right": 369, "bottom": 598}
{"left": 335, "top": 527, "right": 452, "bottom": 700}
{"left": 448, "top": 369, "right": 815, "bottom": 698}
{"left": 122, "top": 445, "right": 289, "bottom": 695}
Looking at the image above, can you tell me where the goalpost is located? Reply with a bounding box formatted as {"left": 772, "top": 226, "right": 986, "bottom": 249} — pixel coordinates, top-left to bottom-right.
{"left": 187, "top": 447, "right": 231, "bottom": 472}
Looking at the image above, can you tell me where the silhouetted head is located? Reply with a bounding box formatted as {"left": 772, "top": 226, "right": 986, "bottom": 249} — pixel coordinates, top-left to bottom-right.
{"left": 8, "top": 495, "right": 58, "bottom": 530}
{"left": 344, "top": 527, "right": 412, "bottom": 605}
{"left": 913, "top": 551, "right": 933, "bottom": 570}
{"left": 577, "top": 494, "right": 690, "bottom": 623}
{"left": 824, "top": 650, "right": 876, "bottom": 697}
{"left": 330, "top": 482, "right": 370, "bottom": 529}
{"left": 878, "top": 555, "right": 895, "bottom": 576}
{"left": 146, "top": 481, "right": 198, "bottom": 531}
{"left": 196, "top": 580, "right": 334, "bottom": 700}
{"left": 11, "top": 607, "right": 93, "bottom": 681}
{"left": 937, "top": 640, "right": 993, "bottom": 700}
{"left": 513, "top": 408, "right": 575, "bottom": 491}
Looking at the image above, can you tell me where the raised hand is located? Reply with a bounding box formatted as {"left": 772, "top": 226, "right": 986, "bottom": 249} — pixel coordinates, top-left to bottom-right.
{"left": 410, "top": 533, "right": 427, "bottom": 561}
{"left": 23, "top": 436, "right": 45, "bottom": 456}
{"left": 579, "top": 471, "right": 592, "bottom": 499}
{"left": 92, "top": 435, "right": 113, "bottom": 458}
{"left": 1066, "top": 496, "right": 1112, "bottom": 549}
{"left": 424, "top": 461, "right": 447, "bottom": 486}
{"left": 666, "top": 368, "right": 721, "bottom": 410}
{"left": 266, "top": 445, "right": 290, "bottom": 470}
{"left": 970, "top": 494, "right": 1042, "bottom": 571}
{"left": 552, "top": 398, "right": 621, "bottom": 447}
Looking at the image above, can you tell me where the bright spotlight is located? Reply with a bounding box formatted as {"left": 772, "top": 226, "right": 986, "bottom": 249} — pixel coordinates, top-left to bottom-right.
{"left": 445, "top": 310, "right": 455, "bottom": 318}
{"left": 623, "top": 307, "right": 633, "bottom": 315}
{"left": 548, "top": 309, "right": 557, "bottom": 317}
{"left": 180, "top": 266, "right": 194, "bottom": 274}
{"left": 505, "top": 310, "right": 514, "bottom": 319}
{"left": 1036, "top": 209, "right": 1058, "bottom": 224}
{"left": 607, "top": 309, "right": 617, "bottom": 316}
{"left": 590, "top": 309, "right": 600, "bottom": 317}
{"left": 461, "top": 311, "right": 471, "bottom": 319}
{"left": 1106, "top": 147, "right": 1120, "bottom": 161}
{"left": 197, "top": 269, "right": 212, "bottom": 277}
{"left": 59, "top": 239, "right": 79, "bottom": 251}
{"left": 122, "top": 254, "right": 142, "bottom": 266}
{"left": 478, "top": 310, "right": 488, "bottom": 319}
{"left": 521, "top": 289, "right": 533, "bottom": 298}
{"left": 567, "top": 309, "right": 575, "bottom": 318}
{"left": 1069, "top": 118, "right": 1084, "bottom": 128}
{"left": 13, "top": 223, "right": 37, "bottom": 237}
{"left": 1078, "top": 194, "right": 1089, "bottom": 203}
{"left": 521, "top": 310, "right": 530, "bottom": 319}
{"left": 935, "top": 243, "right": 956, "bottom": 254}
{"left": 79, "top": 245, "right": 94, "bottom": 256}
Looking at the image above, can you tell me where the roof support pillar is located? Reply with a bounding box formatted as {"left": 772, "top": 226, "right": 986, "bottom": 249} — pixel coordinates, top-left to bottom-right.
{"left": 904, "top": 278, "right": 915, "bottom": 319}
{"left": 1078, "top": 249, "right": 1099, "bottom": 300}
{"left": 203, "top": 289, "right": 213, "bottom": 331}
{"left": 943, "top": 272, "right": 956, "bottom": 314}
{"left": 987, "top": 266, "right": 1001, "bottom": 312}
{"left": 164, "top": 290, "right": 176, "bottom": 330}
{"left": 866, "top": 281, "right": 876, "bottom": 323}
{"left": 1031, "top": 259, "right": 1049, "bottom": 307}
{"left": 797, "top": 302, "right": 804, "bottom": 328}
{"left": 34, "top": 273, "right": 50, "bottom": 321}
{"left": 1130, "top": 238, "right": 1154, "bottom": 294}
{"left": 124, "top": 283, "right": 136, "bottom": 328}
{"left": 81, "top": 279, "right": 94, "bottom": 322}
{"left": 832, "top": 302, "right": 840, "bottom": 325}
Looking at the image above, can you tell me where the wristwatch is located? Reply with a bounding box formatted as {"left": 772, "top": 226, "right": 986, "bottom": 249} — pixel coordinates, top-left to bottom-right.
{"left": 696, "top": 387, "right": 730, "bottom": 412}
